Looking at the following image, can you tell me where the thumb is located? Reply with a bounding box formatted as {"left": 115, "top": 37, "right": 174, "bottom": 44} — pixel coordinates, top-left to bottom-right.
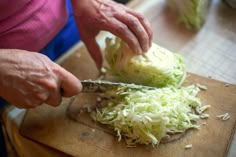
{"left": 82, "top": 35, "right": 103, "bottom": 69}
{"left": 59, "top": 66, "right": 82, "bottom": 97}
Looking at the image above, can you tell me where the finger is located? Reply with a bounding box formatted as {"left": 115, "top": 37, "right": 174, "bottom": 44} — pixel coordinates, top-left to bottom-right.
{"left": 34, "top": 92, "right": 49, "bottom": 103}
{"left": 102, "top": 18, "right": 142, "bottom": 54}
{"left": 126, "top": 10, "right": 153, "bottom": 47}
{"left": 26, "top": 81, "right": 61, "bottom": 107}
{"left": 14, "top": 101, "right": 36, "bottom": 109}
{"left": 57, "top": 66, "right": 82, "bottom": 97}
{"left": 115, "top": 13, "right": 149, "bottom": 52}
{"left": 45, "top": 90, "right": 62, "bottom": 107}
{"left": 23, "top": 97, "right": 42, "bottom": 108}
{"left": 20, "top": 81, "right": 51, "bottom": 106}
{"left": 81, "top": 35, "right": 103, "bottom": 69}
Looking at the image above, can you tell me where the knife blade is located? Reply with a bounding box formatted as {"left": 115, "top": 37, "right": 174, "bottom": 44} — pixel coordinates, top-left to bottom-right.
{"left": 81, "top": 80, "right": 156, "bottom": 93}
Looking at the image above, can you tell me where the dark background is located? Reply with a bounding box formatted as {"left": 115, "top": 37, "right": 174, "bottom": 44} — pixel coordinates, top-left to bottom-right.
{"left": 114, "top": 0, "right": 130, "bottom": 4}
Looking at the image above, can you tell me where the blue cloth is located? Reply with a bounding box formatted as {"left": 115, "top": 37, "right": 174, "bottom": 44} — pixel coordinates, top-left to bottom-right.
{"left": 0, "top": 0, "right": 80, "bottom": 107}
{"left": 40, "top": 0, "right": 80, "bottom": 61}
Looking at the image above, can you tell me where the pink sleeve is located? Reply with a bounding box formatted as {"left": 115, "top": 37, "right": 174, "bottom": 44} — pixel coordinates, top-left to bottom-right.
{"left": 0, "top": 0, "right": 68, "bottom": 51}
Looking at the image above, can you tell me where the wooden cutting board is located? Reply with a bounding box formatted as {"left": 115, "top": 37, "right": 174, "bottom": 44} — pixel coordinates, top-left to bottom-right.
{"left": 20, "top": 35, "right": 236, "bottom": 157}
{"left": 20, "top": 72, "right": 236, "bottom": 157}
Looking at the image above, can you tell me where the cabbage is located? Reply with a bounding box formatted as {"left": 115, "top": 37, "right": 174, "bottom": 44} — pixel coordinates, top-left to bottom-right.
{"left": 105, "top": 37, "right": 186, "bottom": 88}
{"left": 91, "top": 85, "right": 208, "bottom": 146}
{"left": 167, "top": 0, "right": 210, "bottom": 29}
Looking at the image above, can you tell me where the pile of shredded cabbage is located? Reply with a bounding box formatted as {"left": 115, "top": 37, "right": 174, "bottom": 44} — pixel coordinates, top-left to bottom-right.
{"left": 105, "top": 37, "right": 186, "bottom": 88}
{"left": 91, "top": 85, "right": 209, "bottom": 146}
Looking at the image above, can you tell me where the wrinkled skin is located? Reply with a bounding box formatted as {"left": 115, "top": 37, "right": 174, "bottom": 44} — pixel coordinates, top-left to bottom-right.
{"left": 71, "top": 0, "right": 153, "bottom": 68}
{"left": 0, "top": 49, "right": 82, "bottom": 108}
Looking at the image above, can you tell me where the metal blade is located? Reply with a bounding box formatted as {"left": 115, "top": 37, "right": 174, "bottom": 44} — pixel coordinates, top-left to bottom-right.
{"left": 81, "top": 80, "right": 156, "bottom": 93}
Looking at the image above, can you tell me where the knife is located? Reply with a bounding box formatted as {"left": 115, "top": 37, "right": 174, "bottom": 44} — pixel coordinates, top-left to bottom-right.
{"left": 80, "top": 80, "right": 156, "bottom": 93}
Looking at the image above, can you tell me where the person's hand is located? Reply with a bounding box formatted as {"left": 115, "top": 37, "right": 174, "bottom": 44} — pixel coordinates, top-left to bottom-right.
{"left": 0, "top": 49, "right": 82, "bottom": 108}
{"left": 71, "top": 0, "right": 153, "bottom": 68}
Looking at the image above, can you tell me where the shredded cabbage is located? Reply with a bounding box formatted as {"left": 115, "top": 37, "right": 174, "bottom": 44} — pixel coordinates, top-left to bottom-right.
{"left": 166, "top": 0, "right": 210, "bottom": 29}
{"left": 91, "top": 85, "right": 208, "bottom": 146}
{"left": 105, "top": 37, "right": 186, "bottom": 88}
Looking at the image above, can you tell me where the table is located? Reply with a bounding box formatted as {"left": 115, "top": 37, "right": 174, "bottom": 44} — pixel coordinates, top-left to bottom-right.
{"left": 2, "top": 0, "right": 236, "bottom": 156}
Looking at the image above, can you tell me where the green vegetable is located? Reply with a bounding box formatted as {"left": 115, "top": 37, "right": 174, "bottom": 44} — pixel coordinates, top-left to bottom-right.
{"left": 91, "top": 85, "right": 207, "bottom": 146}
{"left": 105, "top": 37, "right": 186, "bottom": 88}
{"left": 167, "top": 0, "right": 210, "bottom": 29}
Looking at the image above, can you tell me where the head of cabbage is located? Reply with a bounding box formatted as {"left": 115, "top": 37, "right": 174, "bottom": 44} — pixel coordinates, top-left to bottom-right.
{"left": 166, "top": 0, "right": 210, "bottom": 30}
{"left": 105, "top": 37, "right": 186, "bottom": 88}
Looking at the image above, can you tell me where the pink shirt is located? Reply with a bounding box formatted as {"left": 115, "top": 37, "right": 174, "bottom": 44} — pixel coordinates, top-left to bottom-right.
{"left": 0, "top": 0, "right": 68, "bottom": 51}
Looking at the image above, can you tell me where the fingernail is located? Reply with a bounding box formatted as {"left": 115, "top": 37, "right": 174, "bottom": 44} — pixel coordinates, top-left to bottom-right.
{"left": 143, "top": 44, "right": 149, "bottom": 52}
{"left": 136, "top": 47, "right": 142, "bottom": 54}
{"left": 150, "top": 40, "right": 152, "bottom": 47}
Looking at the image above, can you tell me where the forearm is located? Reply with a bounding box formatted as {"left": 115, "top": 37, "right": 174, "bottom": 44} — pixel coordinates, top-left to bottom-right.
{"left": 0, "top": 49, "right": 22, "bottom": 97}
